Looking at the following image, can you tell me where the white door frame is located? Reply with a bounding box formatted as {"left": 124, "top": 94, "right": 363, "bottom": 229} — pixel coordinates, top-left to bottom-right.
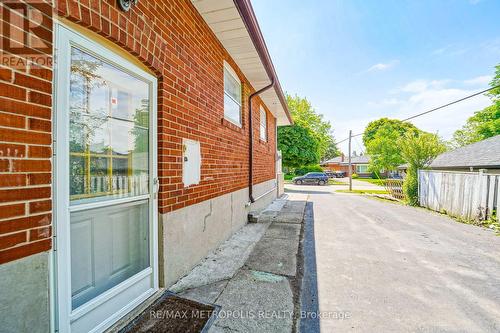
{"left": 52, "top": 22, "right": 158, "bottom": 333}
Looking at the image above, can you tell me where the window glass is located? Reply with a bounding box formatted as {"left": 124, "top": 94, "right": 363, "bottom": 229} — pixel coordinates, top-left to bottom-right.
{"left": 224, "top": 93, "right": 241, "bottom": 125}
{"left": 223, "top": 64, "right": 241, "bottom": 125}
{"left": 69, "top": 47, "right": 150, "bottom": 204}
{"left": 356, "top": 165, "right": 369, "bottom": 173}
{"left": 260, "top": 107, "right": 267, "bottom": 141}
{"left": 224, "top": 67, "right": 241, "bottom": 102}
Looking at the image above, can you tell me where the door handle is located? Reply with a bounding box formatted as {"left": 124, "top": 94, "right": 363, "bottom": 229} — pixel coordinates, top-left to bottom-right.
{"left": 153, "top": 177, "right": 159, "bottom": 197}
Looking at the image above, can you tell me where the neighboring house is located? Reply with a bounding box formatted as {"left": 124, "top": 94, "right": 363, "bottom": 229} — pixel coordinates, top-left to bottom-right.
{"left": 0, "top": 1, "right": 292, "bottom": 332}
{"left": 429, "top": 135, "right": 500, "bottom": 173}
{"left": 322, "top": 154, "right": 387, "bottom": 178}
{"left": 396, "top": 163, "right": 408, "bottom": 178}
{"left": 321, "top": 155, "right": 347, "bottom": 172}
{"left": 348, "top": 155, "right": 372, "bottom": 177}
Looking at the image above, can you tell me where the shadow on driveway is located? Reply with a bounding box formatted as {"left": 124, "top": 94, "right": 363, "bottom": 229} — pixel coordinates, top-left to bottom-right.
{"left": 285, "top": 187, "right": 332, "bottom": 195}
{"left": 299, "top": 201, "right": 320, "bottom": 332}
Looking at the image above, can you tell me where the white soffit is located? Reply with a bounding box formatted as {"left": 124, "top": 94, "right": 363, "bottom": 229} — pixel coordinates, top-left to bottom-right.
{"left": 191, "top": 0, "right": 290, "bottom": 126}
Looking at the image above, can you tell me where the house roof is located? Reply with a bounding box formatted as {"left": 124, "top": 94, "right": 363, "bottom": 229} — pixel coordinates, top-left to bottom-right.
{"left": 323, "top": 156, "right": 343, "bottom": 164}
{"left": 340, "top": 155, "right": 370, "bottom": 165}
{"left": 191, "top": 0, "right": 292, "bottom": 126}
{"left": 429, "top": 135, "right": 500, "bottom": 169}
{"left": 323, "top": 155, "right": 370, "bottom": 165}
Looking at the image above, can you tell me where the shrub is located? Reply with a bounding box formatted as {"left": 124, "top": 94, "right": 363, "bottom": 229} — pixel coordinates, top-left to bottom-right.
{"left": 371, "top": 171, "right": 386, "bottom": 179}
{"left": 403, "top": 166, "right": 419, "bottom": 206}
{"left": 295, "top": 164, "right": 323, "bottom": 175}
{"left": 399, "top": 131, "right": 446, "bottom": 206}
{"left": 352, "top": 173, "right": 359, "bottom": 179}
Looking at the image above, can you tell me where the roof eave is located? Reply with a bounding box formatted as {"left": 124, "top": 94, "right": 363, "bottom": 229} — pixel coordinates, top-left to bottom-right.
{"left": 191, "top": 0, "right": 291, "bottom": 126}
{"left": 232, "top": 0, "right": 292, "bottom": 125}
{"left": 430, "top": 165, "right": 500, "bottom": 169}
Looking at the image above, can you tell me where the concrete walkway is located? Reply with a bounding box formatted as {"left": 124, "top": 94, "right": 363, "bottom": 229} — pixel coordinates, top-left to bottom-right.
{"left": 170, "top": 196, "right": 307, "bottom": 332}
{"left": 286, "top": 184, "right": 500, "bottom": 333}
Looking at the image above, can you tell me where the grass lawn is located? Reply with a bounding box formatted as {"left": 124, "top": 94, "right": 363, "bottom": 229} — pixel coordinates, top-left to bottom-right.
{"left": 284, "top": 179, "right": 344, "bottom": 185}
{"left": 356, "top": 178, "right": 387, "bottom": 186}
{"left": 336, "top": 189, "right": 389, "bottom": 195}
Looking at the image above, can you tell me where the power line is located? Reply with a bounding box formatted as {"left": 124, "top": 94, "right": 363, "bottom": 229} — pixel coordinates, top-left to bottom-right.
{"left": 354, "top": 137, "right": 364, "bottom": 154}
{"left": 334, "top": 137, "right": 350, "bottom": 145}
{"left": 401, "top": 85, "right": 499, "bottom": 122}
{"left": 334, "top": 84, "right": 500, "bottom": 145}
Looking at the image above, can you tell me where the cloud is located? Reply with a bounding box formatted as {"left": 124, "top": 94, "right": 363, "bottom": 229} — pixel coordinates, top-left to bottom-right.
{"left": 463, "top": 75, "right": 492, "bottom": 86}
{"left": 333, "top": 75, "right": 493, "bottom": 154}
{"left": 431, "top": 44, "right": 468, "bottom": 57}
{"left": 432, "top": 38, "right": 500, "bottom": 58}
{"left": 397, "top": 79, "right": 451, "bottom": 93}
{"left": 383, "top": 78, "right": 491, "bottom": 139}
{"left": 366, "top": 98, "right": 402, "bottom": 108}
{"left": 480, "top": 38, "right": 500, "bottom": 56}
{"left": 366, "top": 60, "right": 399, "bottom": 72}
{"left": 336, "top": 77, "right": 491, "bottom": 152}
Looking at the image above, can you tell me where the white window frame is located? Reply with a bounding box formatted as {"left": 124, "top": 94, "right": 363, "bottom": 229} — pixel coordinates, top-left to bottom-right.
{"left": 259, "top": 106, "right": 267, "bottom": 141}
{"left": 53, "top": 23, "right": 158, "bottom": 333}
{"left": 356, "top": 164, "right": 369, "bottom": 173}
{"left": 223, "top": 61, "right": 242, "bottom": 126}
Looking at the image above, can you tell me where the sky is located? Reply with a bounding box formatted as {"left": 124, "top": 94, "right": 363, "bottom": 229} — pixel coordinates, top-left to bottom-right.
{"left": 252, "top": 0, "right": 500, "bottom": 154}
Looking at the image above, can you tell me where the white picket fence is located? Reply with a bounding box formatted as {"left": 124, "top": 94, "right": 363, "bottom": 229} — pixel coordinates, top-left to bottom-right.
{"left": 418, "top": 170, "right": 499, "bottom": 221}
{"left": 87, "top": 174, "right": 149, "bottom": 196}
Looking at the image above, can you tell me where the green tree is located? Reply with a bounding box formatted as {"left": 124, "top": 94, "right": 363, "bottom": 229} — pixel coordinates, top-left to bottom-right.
{"left": 363, "top": 118, "right": 418, "bottom": 147}
{"left": 322, "top": 137, "right": 341, "bottom": 161}
{"left": 452, "top": 104, "right": 500, "bottom": 147}
{"left": 398, "top": 132, "right": 447, "bottom": 205}
{"left": 278, "top": 125, "right": 320, "bottom": 169}
{"left": 366, "top": 125, "right": 406, "bottom": 174}
{"left": 487, "top": 63, "right": 500, "bottom": 99}
{"left": 286, "top": 94, "right": 339, "bottom": 160}
{"left": 452, "top": 64, "right": 500, "bottom": 147}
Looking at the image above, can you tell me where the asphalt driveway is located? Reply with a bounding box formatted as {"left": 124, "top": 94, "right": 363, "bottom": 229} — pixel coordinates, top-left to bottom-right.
{"left": 286, "top": 184, "right": 500, "bottom": 333}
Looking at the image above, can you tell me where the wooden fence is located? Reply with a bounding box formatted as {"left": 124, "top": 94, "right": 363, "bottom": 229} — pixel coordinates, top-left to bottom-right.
{"left": 418, "top": 170, "right": 499, "bottom": 221}
{"left": 385, "top": 179, "right": 405, "bottom": 200}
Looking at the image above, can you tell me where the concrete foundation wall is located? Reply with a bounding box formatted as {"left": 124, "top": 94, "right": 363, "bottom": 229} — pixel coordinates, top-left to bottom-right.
{"left": 162, "top": 179, "right": 276, "bottom": 287}
{"left": 0, "top": 252, "right": 50, "bottom": 333}
{"left": 250, "top": 179, "right": 278, "bottom": 212}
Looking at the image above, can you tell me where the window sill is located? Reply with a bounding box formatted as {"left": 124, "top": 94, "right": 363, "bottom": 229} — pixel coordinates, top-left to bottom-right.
{"left": 221, "top": 117, "right": 243, "bottom": 133}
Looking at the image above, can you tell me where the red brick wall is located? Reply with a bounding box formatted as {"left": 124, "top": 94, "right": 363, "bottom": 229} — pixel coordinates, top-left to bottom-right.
{"left": 0, "top": 0, "right": 53, "bottom": 264}
{"left": 0, "top": 0, "right": 277, "bottom": 263}
{"left": 253, "top": 104, "right": 276, "bottom": 185}
{"left": 324, "top": 163, "right": 352, "bottom": 174}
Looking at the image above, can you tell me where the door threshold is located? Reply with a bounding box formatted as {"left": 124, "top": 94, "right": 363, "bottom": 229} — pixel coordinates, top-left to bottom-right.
{"left": 105, "top": 288, "right": 166, "bottom": 333}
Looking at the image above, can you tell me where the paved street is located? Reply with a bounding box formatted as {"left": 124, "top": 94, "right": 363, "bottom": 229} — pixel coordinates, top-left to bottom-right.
{"left": 286, "top": 184, "right": 500, "bottom": 333}
{"left": 333, "top": 177, "right": 387, "bottom": 191}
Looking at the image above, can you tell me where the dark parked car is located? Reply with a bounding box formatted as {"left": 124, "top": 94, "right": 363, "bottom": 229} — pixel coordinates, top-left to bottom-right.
{"left": 293, "top": 172, "right": 329, "bottom": 185}
{"left": 324, "top": 170, "right": 335, "bottom": 178}
{"left": 333, "top": 171, "right": 346, "bottom": 178}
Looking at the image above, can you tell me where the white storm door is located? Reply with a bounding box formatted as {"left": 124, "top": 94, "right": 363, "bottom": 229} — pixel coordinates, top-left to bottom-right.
{"left": 54, "top": 24, "right": 158, "bottom": 333}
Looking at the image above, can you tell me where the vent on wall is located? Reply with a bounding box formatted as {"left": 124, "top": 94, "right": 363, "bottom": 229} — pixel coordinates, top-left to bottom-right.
{"left": 182, "top": 139, "right": 201, "bottom": 187}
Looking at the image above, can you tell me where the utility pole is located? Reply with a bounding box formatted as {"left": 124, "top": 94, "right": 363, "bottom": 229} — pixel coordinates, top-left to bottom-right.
{"left": 348, "top": 130, "right": 352, "bottom": 191}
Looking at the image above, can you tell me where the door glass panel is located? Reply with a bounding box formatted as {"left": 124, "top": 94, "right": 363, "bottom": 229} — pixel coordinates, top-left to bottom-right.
{"left": 68, "top": 46, "right": 153, "bottom": 311}
{"left": 70, "top": 201, "right": 150, "bottom": 309}
{"left": 69, "top": 47, "right": 150, "bottom": 204}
